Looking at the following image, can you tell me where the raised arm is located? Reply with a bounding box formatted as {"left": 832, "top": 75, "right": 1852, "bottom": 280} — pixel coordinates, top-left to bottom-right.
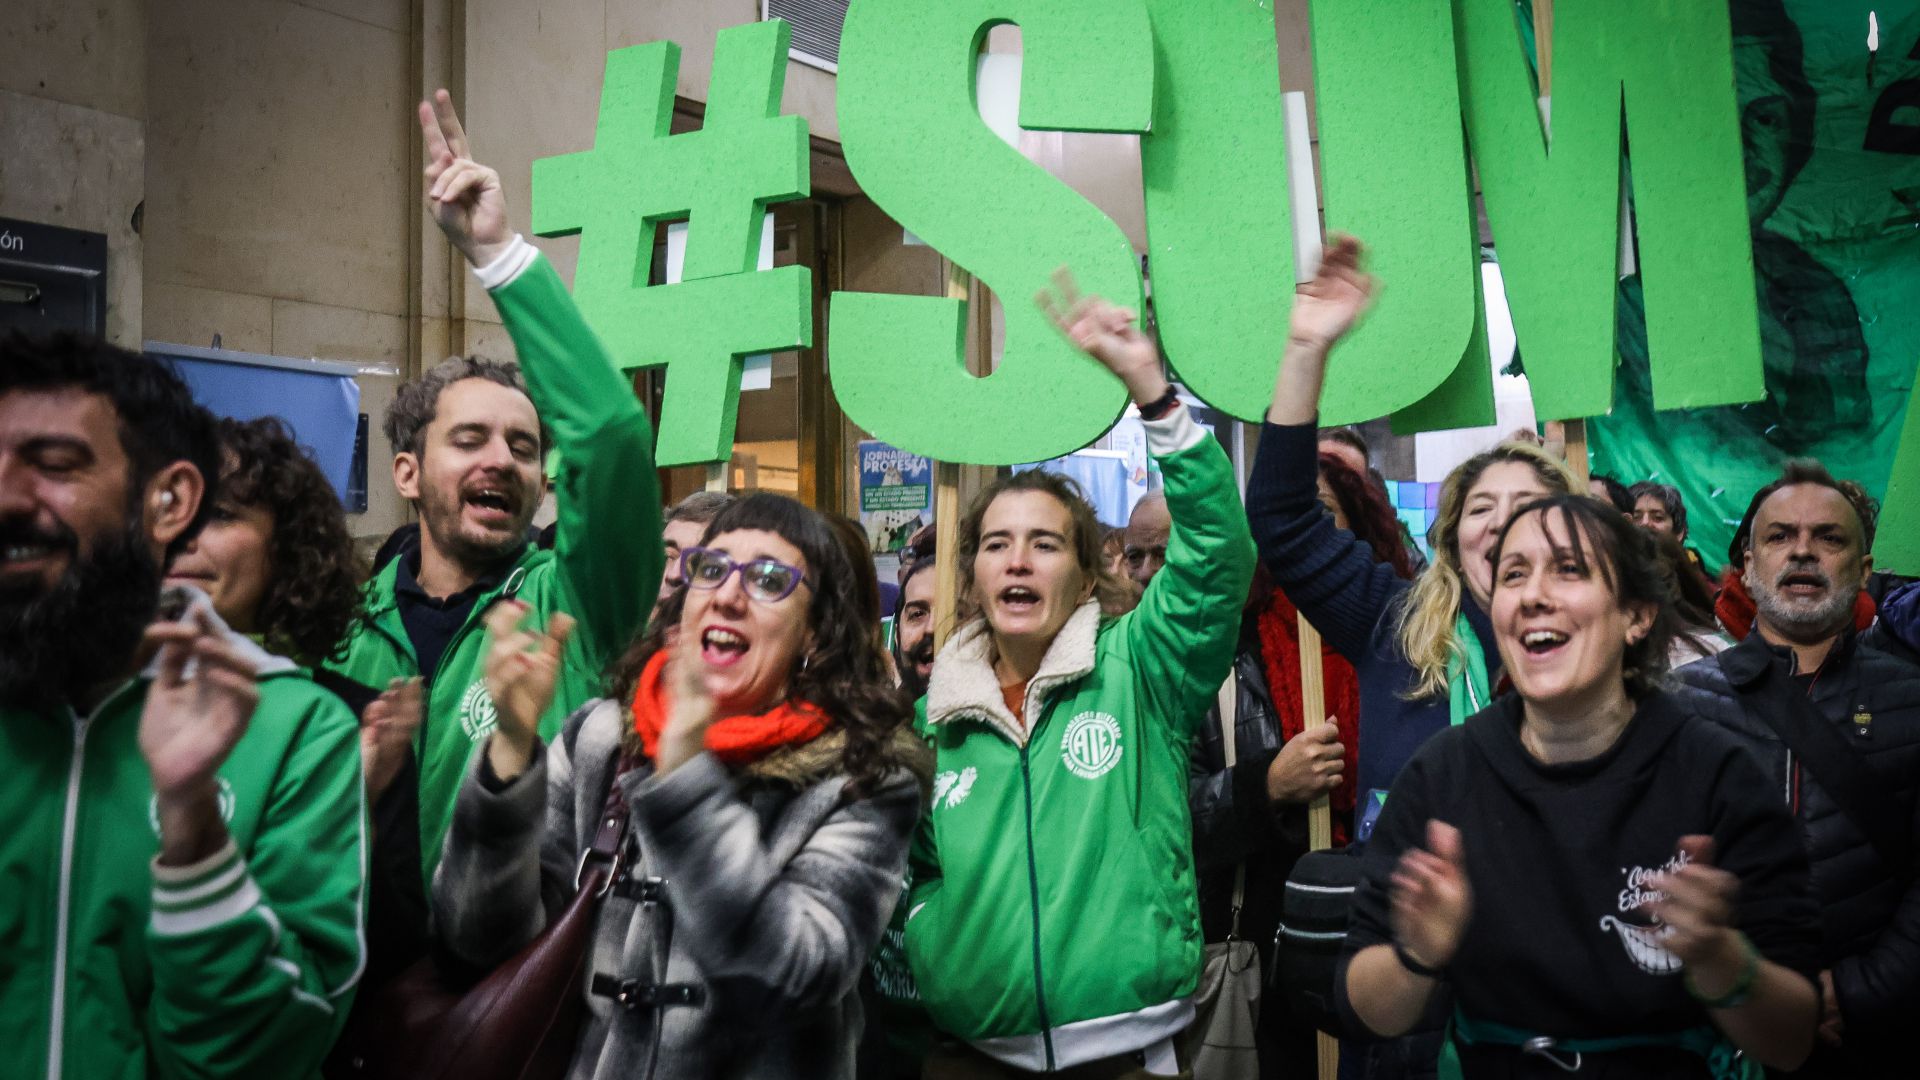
{"left": 420, "top": 90, "right": 662, "bottom": 692}
{"left": 1245, "top": 236, "right": 1400, "bottom": 662}
{"left": 1036, "top": 271, "right": 1256, "bottom": 728}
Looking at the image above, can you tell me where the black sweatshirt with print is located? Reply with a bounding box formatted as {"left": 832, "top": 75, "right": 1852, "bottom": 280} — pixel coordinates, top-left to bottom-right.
{"left": 1340, "top": 691, "right": 1820, "bottom": 1078}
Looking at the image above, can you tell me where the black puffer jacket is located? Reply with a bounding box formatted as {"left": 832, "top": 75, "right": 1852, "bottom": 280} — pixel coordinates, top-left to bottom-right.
{"left": 1670, "top": 630, "right": 1920, "bottom": 1075}
{"left": 1189, "top": 615, "right": 1308, "bottom": 957}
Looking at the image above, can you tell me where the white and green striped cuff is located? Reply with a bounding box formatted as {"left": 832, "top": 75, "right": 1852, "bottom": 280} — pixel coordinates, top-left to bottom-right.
{"left": 150, "top": 840, "right": 262, "bottom": 936}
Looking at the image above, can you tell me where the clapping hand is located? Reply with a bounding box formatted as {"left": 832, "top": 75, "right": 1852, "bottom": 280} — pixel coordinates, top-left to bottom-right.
{"left": 1389, "top": 820, "right": 1472, "bottom": 973}
{"left": 481, "top": 601, "right": 573, "bottom": 783}
{"left": 1035, "top": 268, "right": 1170, "bottom": 406}
{"left": 419, "top": 88, "right": 513, "bottom": 268}
{"left": 654, "top": 628, "right": 723, "bottom": 777}
{"left": 1648, "top": 836, "right": 1751, "bottom": 1002}
{"left": 361, "top": 677, "right": 422, "bottom": 802}
{"left": 140, "top": 607, "right": 263, "bottom": 864}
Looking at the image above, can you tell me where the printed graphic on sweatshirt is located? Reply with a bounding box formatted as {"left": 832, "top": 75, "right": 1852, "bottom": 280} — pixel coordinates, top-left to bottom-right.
{"left": 932, "top": 766, "right": 978, "bottom": 810}
{"left": 1062, "top": 711, "right": 1124, "bottom": 779}
{"left": 459, "top": 677, "right": 499, "bottom": 740}
{"left": 148, "top": 776, "right": 236, "bottom": 835}
{"left": 1599, "top": 850, "right": 1687, "bottom": 975}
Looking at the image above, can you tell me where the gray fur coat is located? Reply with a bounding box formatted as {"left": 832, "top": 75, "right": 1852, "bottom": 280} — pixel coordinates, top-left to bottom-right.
{"left": 432, "top": 698, "right": 926, "bottom": 1080}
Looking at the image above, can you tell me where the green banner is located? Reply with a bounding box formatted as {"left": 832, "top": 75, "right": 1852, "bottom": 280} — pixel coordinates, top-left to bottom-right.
{"left": 1589, "top": 0, "right": 1920, "bottom": 573}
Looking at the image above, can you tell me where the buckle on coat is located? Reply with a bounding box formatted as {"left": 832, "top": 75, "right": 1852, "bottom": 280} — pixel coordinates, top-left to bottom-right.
{"left": 589, "top": 974, "right": 704, "bottom": 1009}
{"left": 574, "top": 846, "right": 621, "bottom": 897}
{"left": 612, "top": 874, "right": 668, "bottom": 903}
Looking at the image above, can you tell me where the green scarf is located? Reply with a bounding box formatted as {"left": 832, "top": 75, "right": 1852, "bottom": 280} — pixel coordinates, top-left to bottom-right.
{"left": 1446, "top": 611, "right": 1492, "bottom": 726}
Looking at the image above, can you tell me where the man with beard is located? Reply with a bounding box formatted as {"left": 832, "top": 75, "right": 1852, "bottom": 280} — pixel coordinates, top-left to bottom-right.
{"left": 330, "top": 91, "right": 660, "bottom": 886}
{"left": 1672, "top": 461, "right": 1920, "bottom": 1078}
{"left": 0, "top": 332, "right": 367, "bottom": 1079}
{"left": 892, "top": 553, "right": 937, "bottom": 699}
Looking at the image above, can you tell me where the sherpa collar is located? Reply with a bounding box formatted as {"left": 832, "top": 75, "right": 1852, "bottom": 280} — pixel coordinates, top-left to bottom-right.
{"left": 924, "top": 599, "right": 1103, "bottom": 746}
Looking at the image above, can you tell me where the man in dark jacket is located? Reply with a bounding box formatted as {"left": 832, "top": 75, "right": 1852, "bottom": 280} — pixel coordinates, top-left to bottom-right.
{"left": 1671, "top": 461, "right": 1920, "bottom": 1077}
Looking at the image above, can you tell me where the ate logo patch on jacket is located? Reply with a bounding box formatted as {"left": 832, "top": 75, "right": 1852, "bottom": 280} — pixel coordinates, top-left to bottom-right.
{"left": 148, "top": 777, "right": 237, "bottom": 836}
{"left": 459, "top": 677, "right": 499, "bottom": 740}
{"left": 1599, "top": 850, "right": 1688, "bottom": 975}
{"left": 1061, "top": 711, "right": 1124, "bottom": 779}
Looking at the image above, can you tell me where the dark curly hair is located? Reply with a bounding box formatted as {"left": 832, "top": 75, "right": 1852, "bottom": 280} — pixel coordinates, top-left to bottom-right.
{"left": 384, "top": 354, "right": 550, "bottom": 460}
{"left": 1489, "top": 494, "right": 1679, "bottom": 699}
{"left": 216, "top": 417, "right": 367, "bottom": 667}
{"left": 607, "top": 493, "right": 928, "bottom": 797}
{"left": 1319, "top": 451, "right": 1415, "bottom": 580}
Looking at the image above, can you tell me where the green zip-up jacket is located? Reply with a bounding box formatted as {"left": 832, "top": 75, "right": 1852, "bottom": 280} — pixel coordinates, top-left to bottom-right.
{"left": 329, "top": 237, "right": 661, "bottom": 887}
{"left": 904, "top": 407, "right": 1254, "bottom": 1071}
{"left": 0, "top": 626, "right": 368, "bottom": 1080}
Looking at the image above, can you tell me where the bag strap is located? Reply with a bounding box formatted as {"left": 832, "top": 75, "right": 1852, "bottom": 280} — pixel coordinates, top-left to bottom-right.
{"left": 1216, "top": 672, "right": 1247, "bottom": 940}
{"left": 1715, "top": 653, "right": 1912, "bottom": 882}
{"left": 573, "top": 749, "right": 637, "bottom": 897}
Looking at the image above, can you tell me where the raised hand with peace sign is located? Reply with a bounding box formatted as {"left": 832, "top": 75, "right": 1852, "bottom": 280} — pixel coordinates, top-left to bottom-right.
{"left": 419, "top": 88, "right": 513, "bottom": 268}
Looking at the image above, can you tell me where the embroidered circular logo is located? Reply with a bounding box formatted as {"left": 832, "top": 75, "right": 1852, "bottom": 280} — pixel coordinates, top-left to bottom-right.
{"left": 459, "top": 677, "right": 499, "bottom": 740}
{"left": 149, "top": 777, "right": 236, "bottom": 836}
{"left": 1061, "top": 711, "right": 1123, "bottom": 779}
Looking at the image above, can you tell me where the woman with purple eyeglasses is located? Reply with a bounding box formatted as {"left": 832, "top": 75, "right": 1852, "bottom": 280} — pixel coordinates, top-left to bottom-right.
{"left": 432, "top": 492, "right": 932, "bottom": 1080}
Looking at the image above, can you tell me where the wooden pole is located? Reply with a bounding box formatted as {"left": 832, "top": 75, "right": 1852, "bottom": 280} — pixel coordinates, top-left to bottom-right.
{"left": 1297, "top": 613, "right": 1339, "bottom": 1077}
{"left": 704, "top": 460, "right": 727, "bottom": 493}
{"left": 932, "top": 260, "right": 973, "bottom": 651}
{"left": 1563, "top": 418, "right": 1590, "bottom": 484}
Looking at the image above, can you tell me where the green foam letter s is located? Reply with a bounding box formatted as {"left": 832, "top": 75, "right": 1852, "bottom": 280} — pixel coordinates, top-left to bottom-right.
{"left": 831, "top": 0, "right": 1153, "bottom": 466}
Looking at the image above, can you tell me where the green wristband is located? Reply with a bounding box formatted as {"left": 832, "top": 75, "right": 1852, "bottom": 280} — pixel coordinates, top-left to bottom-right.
{"left": 1685, "top": 932, "right": 1759, "bottom": 1009}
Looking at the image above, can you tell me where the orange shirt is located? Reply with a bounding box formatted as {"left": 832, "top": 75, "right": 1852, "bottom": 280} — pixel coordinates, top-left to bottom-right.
{"left": 1001, "top": 682, "right": 1028, "bottom": 729}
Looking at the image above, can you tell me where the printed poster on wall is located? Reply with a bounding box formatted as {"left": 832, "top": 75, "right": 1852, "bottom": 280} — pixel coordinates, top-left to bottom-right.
{"left": 858, "top": 440, "right": 934, "bottom": 560}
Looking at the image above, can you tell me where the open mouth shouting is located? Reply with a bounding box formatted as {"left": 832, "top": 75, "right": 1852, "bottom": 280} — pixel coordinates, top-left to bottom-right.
{"left": 700, "top": 624, "right": 751, "bottom": 667}
{"left": 1518, "top": 627, "right": 1571, "bottom": 660}
{"left": 461, "top": 481, "right": 521, "bottom": 528}
{"left": 1775, "top": 568, "right": 1830, "bottom": 600}
{"left": 997, "top": 585, "right": 1041, "bottom": 616}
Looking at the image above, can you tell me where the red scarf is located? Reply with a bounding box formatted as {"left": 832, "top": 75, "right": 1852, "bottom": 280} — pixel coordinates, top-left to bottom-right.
{"left": 629, "top": 651, "right": 831, "bottom": 765}
{"left": 1255, "top": 588, "right": 1361, "bottom": 845}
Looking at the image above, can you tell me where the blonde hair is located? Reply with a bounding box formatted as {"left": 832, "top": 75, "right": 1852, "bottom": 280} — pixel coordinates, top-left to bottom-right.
{"left": 1397, "top": 439, "right": 1579, "bottom": 698}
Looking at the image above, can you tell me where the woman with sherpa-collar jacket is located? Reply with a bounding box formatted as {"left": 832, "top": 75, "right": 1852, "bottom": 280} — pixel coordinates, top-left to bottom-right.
{"left": 433, "top": 493, "right": 931, "bottom": 1080}
{"left": 902, "top": 274, "right": 1256, "bottom": 1076}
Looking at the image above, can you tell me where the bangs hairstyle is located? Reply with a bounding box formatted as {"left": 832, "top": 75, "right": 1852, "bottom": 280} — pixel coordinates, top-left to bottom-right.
{"left": 608, "top": 493, "right": 928, "bottom": 797}
{"left": 956, "top": 470, "right": 1135, "bottom": 628}
{"left": 1489, "top": 494, "right": 1679, "bottom": 699}
{"left": 1398, "top": 439, "right": 1579, "bottom": 698}
{"left": 217, "top": 417, "right": 368, "bottom": 667}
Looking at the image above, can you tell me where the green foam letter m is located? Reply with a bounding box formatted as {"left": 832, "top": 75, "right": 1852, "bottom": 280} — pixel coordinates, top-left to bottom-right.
{"left": 831, "top": 0, "right": 1154, "bottom": 466}
{"left": 1457, "top": 0, "right": 1764, "bottom": 421}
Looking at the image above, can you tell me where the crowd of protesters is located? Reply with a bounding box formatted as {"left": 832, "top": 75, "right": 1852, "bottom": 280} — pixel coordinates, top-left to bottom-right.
{"left": 3, "top": 91, "right": 1917, "bottom": 1080}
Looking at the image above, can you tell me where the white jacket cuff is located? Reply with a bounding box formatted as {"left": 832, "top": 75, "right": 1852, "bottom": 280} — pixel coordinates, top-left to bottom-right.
{"left": 471, "top": 233, "right": 538, "bottom": 291}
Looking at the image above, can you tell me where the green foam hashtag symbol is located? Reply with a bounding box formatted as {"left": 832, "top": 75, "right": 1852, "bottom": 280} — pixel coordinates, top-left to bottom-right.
{"left": 532, "top": 20, "right": 811, "bottom": 467}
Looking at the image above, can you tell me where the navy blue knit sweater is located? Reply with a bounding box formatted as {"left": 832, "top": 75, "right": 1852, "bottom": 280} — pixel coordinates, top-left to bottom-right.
{"left": 1246, "top": 420, "right": 1500, "bottom": 805}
